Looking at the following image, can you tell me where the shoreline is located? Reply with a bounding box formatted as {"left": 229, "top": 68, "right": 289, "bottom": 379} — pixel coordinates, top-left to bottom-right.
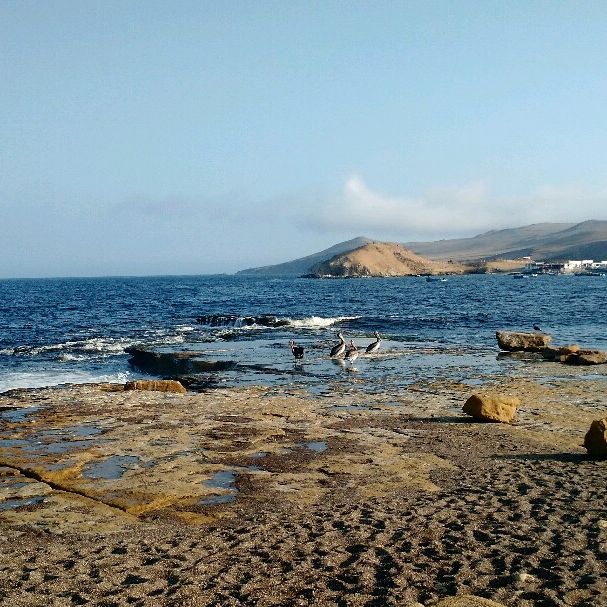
{"left": 1, "top": 364, "right": 606, "bottom": 606}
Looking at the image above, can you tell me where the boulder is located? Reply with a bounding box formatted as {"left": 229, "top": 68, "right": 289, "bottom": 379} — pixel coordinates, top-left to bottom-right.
{"left": 496, "top": 331, "right": 551, "bottom": 352}
{"left": 583, "top": 418, "right": 607, "bottom": 458}
{"left": 124, "top": 380, "right": 187, "bottom": 394}
{"left": 559, "top": 344, "right": 581, "bottom": 355}
{"left": 463, "top": 393, "right": 519, "bottom": 423}
{"left": 432, "top": 596, "right": 507, "bottom": 607}
{"left": 564, "top": 350, "right": 607, "bottom": 366}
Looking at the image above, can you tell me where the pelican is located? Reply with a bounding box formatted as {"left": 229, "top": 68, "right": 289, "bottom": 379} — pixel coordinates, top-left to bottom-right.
{"left": 289, "top": 340, "right": 304, "bottom": 360}
{"left": 365, "top": 331, "right": 381, "bottom": 354}
{"left": 330, "top": 332, "right": 346, "bottom": 358}
{"left": 344, "top": 340, "right": 359, "bottom": 363}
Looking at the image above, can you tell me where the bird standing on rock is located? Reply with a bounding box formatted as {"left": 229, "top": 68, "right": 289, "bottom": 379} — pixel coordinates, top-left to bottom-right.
{"left": 330, "top": 332, "right": 346, "bottom": 358}
{"left": 365, "top": 331, "right": 381, "bottom": 354}
{"left": 289, "top": 340, "right": 304, "bottom": 360}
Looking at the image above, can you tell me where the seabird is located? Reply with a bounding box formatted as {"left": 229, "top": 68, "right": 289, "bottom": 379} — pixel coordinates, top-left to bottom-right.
{"left": 365, "top": 331, "right": 381, "bottom": 354}
{"left": 330, "top": 332, "right": 346, "bottom": 358}
{"left": 289, "top": 340, "right": 304, "bottom": 360}
{"left": 533, "top": 324, "right": 541, "bottom": 331}
{"left": 344, "top": 340, "right": 359, "bottom": 363}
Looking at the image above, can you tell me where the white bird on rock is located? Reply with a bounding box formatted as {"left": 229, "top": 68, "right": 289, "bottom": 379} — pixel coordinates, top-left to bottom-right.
{"left": 365, "top": 331, "right": 381, "bottom": 354}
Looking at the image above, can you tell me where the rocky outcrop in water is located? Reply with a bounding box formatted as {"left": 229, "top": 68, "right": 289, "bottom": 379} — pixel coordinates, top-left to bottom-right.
{"left": 125, "top": 347, "right": 237, "bottom": 375}
{"left": 495, "top": 331, "right": 552, "bottom": 352}
{"left": 584, "top": 417, "right": 607, "bottom": 458}
{"left": 542, "top": 346, "right": 607, "bottom": 365}
{"left": 462, "top": 393, "right": 519, "bottom": 423}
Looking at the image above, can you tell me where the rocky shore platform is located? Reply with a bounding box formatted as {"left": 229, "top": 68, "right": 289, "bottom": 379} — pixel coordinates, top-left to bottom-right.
{"left": 1, "top": 368, "right": 606, "bottom": 606}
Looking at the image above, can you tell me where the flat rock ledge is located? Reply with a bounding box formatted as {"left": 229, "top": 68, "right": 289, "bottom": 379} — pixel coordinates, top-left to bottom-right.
{"left": 495, "top": 330, "right": 551, "bottom": 352}
{"left": 463, "top": 393, "right": 519, "bottom": 424}
{"left": 584, "top": 417, "right": 607, "bottom": 459}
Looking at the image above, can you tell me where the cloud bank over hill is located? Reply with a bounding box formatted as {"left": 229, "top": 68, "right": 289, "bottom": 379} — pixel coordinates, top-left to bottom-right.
{"left": 308, "top": 175, "right": 607, "bottom": 241}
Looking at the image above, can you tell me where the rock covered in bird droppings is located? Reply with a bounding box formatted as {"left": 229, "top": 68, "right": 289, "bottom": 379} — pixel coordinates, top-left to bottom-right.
{"left": 496, "top": 330, "right": 551, "bottom": 352}
{"left": 583, "top": 417, "right": 607, "bottom": 459}
{"left": 463, "top": 393, "right": 519, "bottom": 423}
{"left": 124, "top": 380, "right": 187, "bottom": 394}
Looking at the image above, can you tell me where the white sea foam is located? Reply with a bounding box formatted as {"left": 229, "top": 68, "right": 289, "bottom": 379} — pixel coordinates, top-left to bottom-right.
{"left": 0, "top": 370, "right": 132, "bottom": 393}
{"left": 286, "top": 315, "right": 360, "bottom": 329}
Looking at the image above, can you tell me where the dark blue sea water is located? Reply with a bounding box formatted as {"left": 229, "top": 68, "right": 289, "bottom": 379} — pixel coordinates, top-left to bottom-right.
{"left": 1, "top": 274, "right": 605, "bottom": 393}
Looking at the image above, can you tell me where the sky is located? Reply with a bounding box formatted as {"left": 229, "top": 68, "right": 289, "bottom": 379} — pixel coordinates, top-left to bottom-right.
{"left": 2, "top": 0, "right": 607, "bottom": 277}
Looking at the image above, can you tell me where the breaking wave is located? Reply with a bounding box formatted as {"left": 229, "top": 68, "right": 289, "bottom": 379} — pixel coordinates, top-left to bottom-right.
{"left": 195, "top": 314, "right": 359, "bottom": 330}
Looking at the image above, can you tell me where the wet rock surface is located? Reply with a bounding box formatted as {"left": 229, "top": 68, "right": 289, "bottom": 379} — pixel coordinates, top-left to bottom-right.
{"left": 124, "top": 379, "right": 187, "bottom": 394}
{"left": 496, "top": 331, "right": 552, "bottom": 352}
{"left": 0, "top": 373, "right": 606, "bottom": 606}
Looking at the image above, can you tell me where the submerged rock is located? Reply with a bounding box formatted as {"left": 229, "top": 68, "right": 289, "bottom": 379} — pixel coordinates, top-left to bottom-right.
{"left": 463, "top": 393, "right": 519, "bottom": 423}
{"left": 124, "top": 380, "right": 187, "bottom": 394}
{"left": 496, "top": 330, "right": 551, "bottom": 352}
{"left": 584, "top": 418, "right": 607, "bottom": 458}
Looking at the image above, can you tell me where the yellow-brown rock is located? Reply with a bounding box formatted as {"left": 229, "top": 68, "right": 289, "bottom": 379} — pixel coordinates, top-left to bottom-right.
{"left": 496, "top": 330, "right": 551, "bottom": 352}
{"left": 124, "top": 379, "right": 187, "bottom": 394}
{"left": 462, "top": 393, "right": 519, "bottom": 423}
{"left": 583, "top": 417, "right": 607, "bottom": 459}
{"left": 559, "top": 344, "right": 581, "bottom": 355}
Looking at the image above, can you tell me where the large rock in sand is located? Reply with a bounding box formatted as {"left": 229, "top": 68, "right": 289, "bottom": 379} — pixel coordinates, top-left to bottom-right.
{"left": 124, "top": 380, "right": 187, "bottom": 394}
{"left": 584, "top": 418, "right": 607, "bottom": 459}
{"left": 463, "top": 393, "right": 519, "bottom": 423}
{"left": 496, "top": 330, "right": 551, "bottom": 352}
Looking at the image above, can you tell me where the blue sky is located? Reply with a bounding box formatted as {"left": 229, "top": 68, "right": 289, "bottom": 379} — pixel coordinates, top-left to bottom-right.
{"left": 2, "top": 1, "right": 607, "bottom": 277}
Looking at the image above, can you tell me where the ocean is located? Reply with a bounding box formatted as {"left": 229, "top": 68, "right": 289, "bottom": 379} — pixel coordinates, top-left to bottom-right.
{"left": 1, "top": 274, "right": 605, "bottom": 393}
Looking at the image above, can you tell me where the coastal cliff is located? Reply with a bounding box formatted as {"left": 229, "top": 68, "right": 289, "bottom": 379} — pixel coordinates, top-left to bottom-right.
{"left": 304, "top": 242, "right": 467, "bottom": 277}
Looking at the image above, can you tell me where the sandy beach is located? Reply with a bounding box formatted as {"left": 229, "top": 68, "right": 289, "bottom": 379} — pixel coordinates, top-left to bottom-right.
{"left": 0, "top": 363, "right": 606, "bottom": 607}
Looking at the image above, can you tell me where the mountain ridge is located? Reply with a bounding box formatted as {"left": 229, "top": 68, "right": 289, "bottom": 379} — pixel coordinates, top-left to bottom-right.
{"left": 237, "top": 220, "right": 607, "bottom": 276}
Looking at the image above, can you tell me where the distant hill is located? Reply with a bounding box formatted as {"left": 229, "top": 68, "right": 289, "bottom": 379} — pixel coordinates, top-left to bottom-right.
{"left": 408, "top": 220, "right": 607, "bottom": 261}
{"left": 306, "top": 243, "right": 467, "bottom": 277}
{"left": 236, "top": 221, "right": 607, "bottom": 276}
{"left": 236, "top": 236, "right": 372, "bottom": 276}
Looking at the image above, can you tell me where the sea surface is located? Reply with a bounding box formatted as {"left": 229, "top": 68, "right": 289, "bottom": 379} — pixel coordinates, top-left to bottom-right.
{"left": 1, "top": 274, "right": 606, "bottom": 393}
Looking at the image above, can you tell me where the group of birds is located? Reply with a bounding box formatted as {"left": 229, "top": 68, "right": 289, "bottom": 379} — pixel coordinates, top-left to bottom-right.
{"left": 289, "top": 331, "right": 381, "bottom": 363}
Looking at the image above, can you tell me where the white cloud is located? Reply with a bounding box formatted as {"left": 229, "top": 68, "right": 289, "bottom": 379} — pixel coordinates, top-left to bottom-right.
{"left": 310, "top": 175, "right": 607, "bottom": 240}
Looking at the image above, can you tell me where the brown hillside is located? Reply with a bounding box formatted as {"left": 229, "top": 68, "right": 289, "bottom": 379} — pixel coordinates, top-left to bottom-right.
{"left": 307, "top": 243, "right": 467, "bottom": 277}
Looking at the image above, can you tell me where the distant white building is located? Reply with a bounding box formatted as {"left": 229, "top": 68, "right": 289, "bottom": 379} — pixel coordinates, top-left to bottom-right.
{"left": 563, "top": 259, "right": 607, "bottom": 273}
{"left": 563, "top": 260, "right": 583, "bottom": 272}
